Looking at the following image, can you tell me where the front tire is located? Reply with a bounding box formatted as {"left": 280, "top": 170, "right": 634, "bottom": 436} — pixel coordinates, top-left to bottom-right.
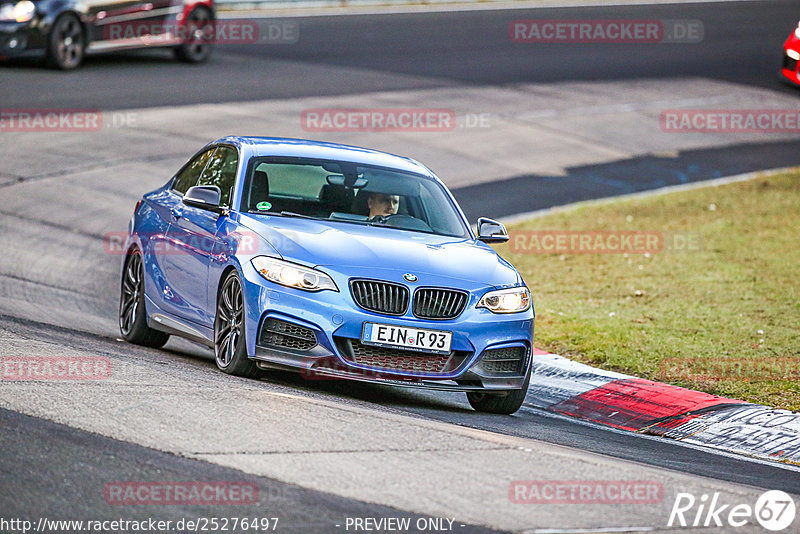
{"left": 467, "top": 364, "right": 531, "bottom": 415}
{"left": 214, "top": 271, "right": 260, "bottom": 378}
{"left": 46, "top": 14, "right": 85, "bottom": 70}
{"left": 119, "top": 250, "right": 170, "bottom": 348}
{"left": 174, "top": 7, "right": 214, "bottom": 63}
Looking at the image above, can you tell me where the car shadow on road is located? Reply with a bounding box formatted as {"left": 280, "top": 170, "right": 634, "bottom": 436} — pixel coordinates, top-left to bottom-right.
{"left": 267, "top": 369, "right": 474, "bottom": 413}
{"left": 0, "top": 50, "right": 206, "bottom": 71}
{"left": 159, "top": 338, "right": 473, "bottom": 413}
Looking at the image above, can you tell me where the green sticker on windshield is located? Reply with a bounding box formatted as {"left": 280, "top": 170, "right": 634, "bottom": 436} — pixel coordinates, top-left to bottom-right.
{"left": 256, "top": 201, "right": 272, "bottom": 211}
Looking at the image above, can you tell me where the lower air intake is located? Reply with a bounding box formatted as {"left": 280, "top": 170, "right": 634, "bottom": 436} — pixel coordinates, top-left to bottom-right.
{"left": 335, "top": 338, "right": 468, "bottom": 375}
{"left": 259, "top": 318, "right": 317, "bottom": 351}
{"left": 479, "top": 346, "right": 526, "bottom": 374}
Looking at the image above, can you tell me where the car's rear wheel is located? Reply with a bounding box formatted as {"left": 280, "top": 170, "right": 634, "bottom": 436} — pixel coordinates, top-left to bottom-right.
{"left": 46, "top": 13, "right": 85, "bottom": 70}
{"left": 119, "top": 250, "right": 170, "bottom": 348}
{"left": 174, "top": 7, "right": 214, "bottom": 63}
{"left": 214, "top": 271, "right": 260, "bottom": 378}
{"left": 466, "top": 365, "right": 531, "bottom": 415}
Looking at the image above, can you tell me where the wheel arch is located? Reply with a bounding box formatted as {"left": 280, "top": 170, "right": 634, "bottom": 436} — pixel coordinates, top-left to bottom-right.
{"left": 180, "top": 1, "right": 216, "bottom": 21}
{"left": 216, "top": 264, "right": 240, "bottom": 303}
{"left": 213, "top": 260, "right": 263, "bottom": 358}
{"left": 43, "top": 9, "right": 89, "bottom": 41}
{"left": 120, "top": 242, "right": 157, "bottom": 324}
{"left": 121, "top": 234, "right": 144, "bottom": 272}
{"left": 121, "top": 244, "right": 141, "bottom": 281}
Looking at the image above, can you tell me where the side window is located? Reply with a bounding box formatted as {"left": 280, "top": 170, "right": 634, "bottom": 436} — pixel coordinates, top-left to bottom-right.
{"left": 172, "top": 149, "right": 213, "bottom": 195}
{"left": 198, "top": 146, "right": 239, "bottom": 207}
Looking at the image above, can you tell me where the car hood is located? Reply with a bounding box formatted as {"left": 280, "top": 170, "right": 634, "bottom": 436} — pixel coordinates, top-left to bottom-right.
{"left": 239, "top": 214, "right": 521, "bottom": 287}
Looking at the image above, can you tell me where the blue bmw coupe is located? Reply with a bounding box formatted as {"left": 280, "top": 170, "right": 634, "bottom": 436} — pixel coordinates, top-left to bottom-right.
{"left": 119, "top": 137, "right": 534, "bottom": 413}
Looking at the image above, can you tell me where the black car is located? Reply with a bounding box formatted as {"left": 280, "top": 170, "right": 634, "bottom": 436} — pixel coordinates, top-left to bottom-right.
{"left": 0, "top": 0, "right": 214, "bottom": 69}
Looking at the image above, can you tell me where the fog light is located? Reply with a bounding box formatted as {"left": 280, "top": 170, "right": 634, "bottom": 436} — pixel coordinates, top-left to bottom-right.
{"left": 6, "top": 35, "right": 26, "bottom": 50}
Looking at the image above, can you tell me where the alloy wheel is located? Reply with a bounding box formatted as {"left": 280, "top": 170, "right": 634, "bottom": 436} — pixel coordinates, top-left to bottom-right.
{"left": 182, "top": 9, "right": 212, "bottom": 61}
{"left": 215, "top": 275, "right": 244, "bottom": 368}
{"left": 52, "top": 16, "right": 84, "bottom": 69}
{"left": 119, "top": 253, "right": 142, "bottom": 336}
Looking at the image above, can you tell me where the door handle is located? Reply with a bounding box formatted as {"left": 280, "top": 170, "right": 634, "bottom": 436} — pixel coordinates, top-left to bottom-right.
{"left": 171, "top": 208, "right": 182, "bottom": 221}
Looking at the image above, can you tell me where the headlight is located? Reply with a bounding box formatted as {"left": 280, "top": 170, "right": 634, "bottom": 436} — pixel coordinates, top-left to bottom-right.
{"left": 795, "top": 21, "right": 800, "bottom": 39}
{"left": 477, "top": 287, "right": 531, "bottom": 314}
{"left": 251, "top": 256, "right": 338, "bottom": 292}
{"left": 0, "top": 1, "right": 36, "bottom": 22}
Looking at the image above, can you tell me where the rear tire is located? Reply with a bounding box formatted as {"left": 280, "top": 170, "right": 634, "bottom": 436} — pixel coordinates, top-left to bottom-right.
{"left": 214, "top": 271, "right": 260, "bottom": 378}
{"left": 467, "top": 364, "right": 531, "bottom": 415}
{"left": 46, "top": 13, "right": 85, "bottom": 70}
{"left": 119, "top": 250, "right": 170, "bottom": 348}
{"left": 174, "top": 7, "right": 214, "bottom": 63}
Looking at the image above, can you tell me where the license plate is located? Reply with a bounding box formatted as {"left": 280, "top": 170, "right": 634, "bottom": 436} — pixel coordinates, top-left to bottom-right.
{"left": 361, "top": 323, "right": 452, "bottom": 355}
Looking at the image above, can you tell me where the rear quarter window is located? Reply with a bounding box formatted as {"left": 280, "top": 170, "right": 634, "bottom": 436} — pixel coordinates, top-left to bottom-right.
{"left": 172, "top": 149, "right": 213, "bottom": 195}
{"left": 261, "top": 163, "right": 329, "bottom": 199}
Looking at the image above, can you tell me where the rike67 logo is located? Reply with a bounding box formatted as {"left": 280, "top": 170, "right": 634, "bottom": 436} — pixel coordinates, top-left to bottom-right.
{"left": 669, "top": 490, "right": 796, "bottom": 531}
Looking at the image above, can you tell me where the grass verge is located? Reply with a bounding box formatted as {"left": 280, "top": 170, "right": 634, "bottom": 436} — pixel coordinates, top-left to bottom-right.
{"left": 494, "top": 171, "right": 800, "bottom": 411}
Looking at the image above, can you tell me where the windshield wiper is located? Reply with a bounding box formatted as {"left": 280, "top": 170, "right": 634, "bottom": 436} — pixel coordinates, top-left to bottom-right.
{"left": 248, "top": 209, "right": 319, "bottom": 220}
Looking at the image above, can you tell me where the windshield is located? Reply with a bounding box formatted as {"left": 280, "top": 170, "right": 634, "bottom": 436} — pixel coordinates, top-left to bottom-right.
{"left": 240, "top": 158, "right": 469, "bottom": 238}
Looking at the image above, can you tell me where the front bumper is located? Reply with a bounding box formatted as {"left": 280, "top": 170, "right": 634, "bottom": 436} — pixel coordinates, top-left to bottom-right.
{"left": 240, "top": 263, "right": 534, "bottom": 391}
{"left": 254, "top": 358, "right": 527, "bottom": 392}
{"left": 0, "top": 19, "right": 46, "bottom": 59}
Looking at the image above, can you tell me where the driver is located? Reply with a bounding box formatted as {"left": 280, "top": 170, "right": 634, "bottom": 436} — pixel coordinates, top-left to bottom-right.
{"left": 367, "top": 193, "right": 400, "bottom": 219}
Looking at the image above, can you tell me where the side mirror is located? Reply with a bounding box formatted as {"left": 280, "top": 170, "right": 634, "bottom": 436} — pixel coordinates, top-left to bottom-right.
{"left": 183, "top": 186, "right": 223, "bottom": 213}
{"left": 477, "top": 217, "right": 509, "bottom": 243}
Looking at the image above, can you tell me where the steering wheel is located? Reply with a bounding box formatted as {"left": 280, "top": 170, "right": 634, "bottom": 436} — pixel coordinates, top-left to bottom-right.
{"left": 371, "top": 214, "right": 432, "bottom": 232}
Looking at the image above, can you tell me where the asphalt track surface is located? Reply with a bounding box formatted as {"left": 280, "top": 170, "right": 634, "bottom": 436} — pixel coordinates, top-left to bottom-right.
{"left": 3, "top": 0, "right": 799, "bottom": 108}
{"left": 0, "top": 407, "right": 499, "bottom": 534}
{"left": 4, "top": 1, "right": 800, "bottom": 218}
{"left": 2, "top": 0, "right": 800, "bottom": 531}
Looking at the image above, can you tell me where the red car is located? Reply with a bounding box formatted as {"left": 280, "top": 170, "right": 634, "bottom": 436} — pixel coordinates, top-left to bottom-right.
{"left": 0, "top": 0, "right": 214, "bottom": 69}
{"left": 781, "top": 22, "right": 800, "bottom": 85}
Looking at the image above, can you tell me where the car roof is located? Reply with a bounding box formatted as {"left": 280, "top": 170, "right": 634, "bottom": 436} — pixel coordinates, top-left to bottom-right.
{"left": 212, "top": 136, "right": 436, "bottom": 178}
